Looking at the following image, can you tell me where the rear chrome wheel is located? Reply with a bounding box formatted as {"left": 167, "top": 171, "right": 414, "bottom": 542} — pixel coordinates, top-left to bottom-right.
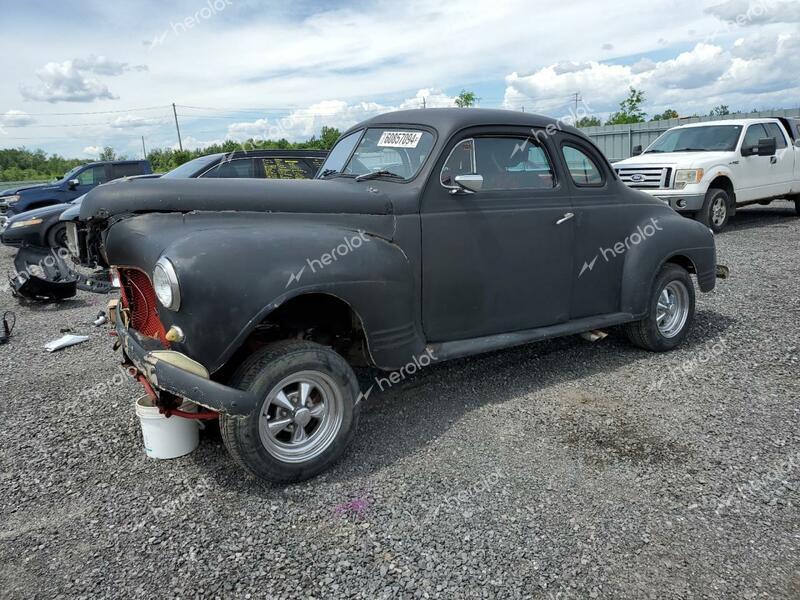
{"left": 656, "top": 281, "right": 690, "bottom": 339}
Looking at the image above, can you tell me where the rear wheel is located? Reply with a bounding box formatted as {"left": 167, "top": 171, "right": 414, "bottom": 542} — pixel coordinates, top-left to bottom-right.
{"left": 697, "top": 187, "right": 730, "bottom": 233}
{"left": 46, "top": 223, "right": 69, "bottom": 249}
{"left": 625, "top": 264, "right": 695, "bottom": 352}
{"left": 220, "top": 340, "right": 360, "bottom": 483}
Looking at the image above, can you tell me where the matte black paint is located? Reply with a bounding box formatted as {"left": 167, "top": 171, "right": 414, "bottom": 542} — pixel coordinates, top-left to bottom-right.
{"left": 79, "top": 109, "right": 717, "bottom": 402}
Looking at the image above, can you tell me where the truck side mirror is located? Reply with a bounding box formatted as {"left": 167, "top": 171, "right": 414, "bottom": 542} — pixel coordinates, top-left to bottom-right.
{"left": 452, "top": 174, "right": 484, "bottom": 194}
{"left": 632, "top": 145, "right": 643, "bottom": 156}
{"left": 757, "top": 137, "right": 777, "bottom": 157}
{"left": 68, "top": 178, "right": 80, "bottom": 190}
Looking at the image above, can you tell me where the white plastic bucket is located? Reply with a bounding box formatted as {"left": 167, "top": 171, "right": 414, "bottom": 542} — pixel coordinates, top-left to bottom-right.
{"left": 135, "top": 396, "right": 200, "bottom": 459}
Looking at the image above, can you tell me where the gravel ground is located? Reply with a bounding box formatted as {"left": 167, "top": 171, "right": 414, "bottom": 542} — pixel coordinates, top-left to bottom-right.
{"left": 0, "top": 203, "right": 798, "bottom": 599}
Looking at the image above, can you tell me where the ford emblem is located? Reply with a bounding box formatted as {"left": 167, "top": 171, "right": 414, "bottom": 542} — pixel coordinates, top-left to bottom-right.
{"left": 630, "top": 174, "right": 645, "bottom": 182}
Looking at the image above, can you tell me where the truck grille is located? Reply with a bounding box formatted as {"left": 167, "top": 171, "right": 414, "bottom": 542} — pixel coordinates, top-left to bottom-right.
{"left": 615, "top": 166, "right": 673, "bottom": 189}
{"left": 118, "top": 268, "right": 169, "bottom": 347}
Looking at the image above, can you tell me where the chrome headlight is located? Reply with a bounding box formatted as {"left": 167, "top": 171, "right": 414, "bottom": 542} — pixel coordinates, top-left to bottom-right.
{"left": 153, "top": 257, "right": 181, "bottom": 311}
{"left": 674, "top": 169, "right": 704, "bottom": 190}
{"left": 0, "top": 194, "right": 20, "bottom": 204}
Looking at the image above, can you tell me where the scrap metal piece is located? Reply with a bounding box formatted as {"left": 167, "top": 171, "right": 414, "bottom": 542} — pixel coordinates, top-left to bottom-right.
{"left": 44, "top": 334, "right": 90, "bottom": 353}
{"left": 716, "top": 264, "right": 730, "bottom": 279}
{"left": 10, "top": 245, "right": 78, "bottom": 302}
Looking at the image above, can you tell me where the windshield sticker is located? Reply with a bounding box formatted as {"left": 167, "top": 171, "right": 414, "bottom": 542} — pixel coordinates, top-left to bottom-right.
{"left": 377, "top": 131, "right": 424, "bottom": 148}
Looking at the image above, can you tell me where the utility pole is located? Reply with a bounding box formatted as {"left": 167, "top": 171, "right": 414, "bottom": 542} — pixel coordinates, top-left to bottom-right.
{"left": 422, "top": 97, "right": 427, "bottom": 109}
{"left": 172, "top": 103, "right": 183, "bottom": 151}
{"left": 141, "top": 136, "right": 147, "bottom": 159}
{"left": 571, "top": 92, "right": 582, "bottom": 115}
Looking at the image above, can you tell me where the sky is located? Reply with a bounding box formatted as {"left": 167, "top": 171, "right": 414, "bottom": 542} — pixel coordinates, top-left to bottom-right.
{"left": 0, "top": 0, "right": 798, "bottom": 158}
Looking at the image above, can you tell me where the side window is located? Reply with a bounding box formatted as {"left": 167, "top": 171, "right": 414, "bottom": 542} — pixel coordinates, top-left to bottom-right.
{"left": 764, "top": 123, "right": 788, "bottom": 149}
{"left": 305, "top": 157, "right": 325, "bottom": 176}
{"left": 561, "top": 145, "right": 605, "bottom": 186}
{"left": 261, "top": 158, "right": 314, "bottom": 179}
{"left": 203, "top": 159, "right": 255, "bottom": 178}
{"left": 440, "top": 139, "right": 475, "bottom": 187}
{"left": 77, "top": 166, "right": 107, "bottom": 185}
{"left": 111, "top": 163, "right": 144, "bottom": 179}
{"left": 743, "top": 124, "right": 769, "bottom": 150}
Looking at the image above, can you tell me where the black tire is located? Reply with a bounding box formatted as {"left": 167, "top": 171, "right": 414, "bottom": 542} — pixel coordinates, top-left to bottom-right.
{"left": 220, "top": 340, "right": 360, "bottom": 483}
{"left": 625, "top": 264, "right": 696, "bottom": 352}
{"left": 46, "top": 223, "right": 69, "bottom": 249}
{"left": 696, "top": 187, "right": 730, "bottom": 233}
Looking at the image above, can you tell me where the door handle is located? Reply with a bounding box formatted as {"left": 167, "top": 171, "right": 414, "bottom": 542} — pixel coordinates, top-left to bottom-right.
{"left": 556, "top": 212, "right": 574, "bottom": 225}
{"left": 771, "top": 156, "right": 777, "bottom": 164}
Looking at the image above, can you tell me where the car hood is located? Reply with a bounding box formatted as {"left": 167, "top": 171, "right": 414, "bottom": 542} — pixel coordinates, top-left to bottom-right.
{"left": 0, "top": 182, "right": 57, "bottom": 196}
{"left": 78, "top": 177, "right": 393, "bottom": 221}
{"left": 7, "top": 202, "right": 71, "bottom": 223}
{"left": 616, "top": 151, "right": 733, "bottom": 168}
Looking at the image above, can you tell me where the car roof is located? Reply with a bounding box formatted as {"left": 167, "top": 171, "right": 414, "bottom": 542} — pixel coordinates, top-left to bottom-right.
{"left": 673, "top": 118, "right": 785, "bottom": 129}
{"left": 217, "top": 149, "right": 328, "bottom": 159}
{"left": 347, "top": 108, "right": 583, "bottom": 138}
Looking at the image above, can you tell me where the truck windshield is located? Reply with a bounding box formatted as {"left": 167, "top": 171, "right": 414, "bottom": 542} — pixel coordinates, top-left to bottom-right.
{"left": 645, "top": 125, "right": 743, "bottom": 153}
{"left": 319, "top": 128, "right": 435, "bottom": 181}
{"left": 162, "top": 154, "right": 222, "bottom": 178}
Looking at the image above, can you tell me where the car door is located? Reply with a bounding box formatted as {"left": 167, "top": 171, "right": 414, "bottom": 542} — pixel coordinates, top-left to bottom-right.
{"left": 559, "top": 134, "right": 647, "bottom": 319}
{"left": 738, "top": 123, "right": 779, "bottom": 201}
{"left": 420, "top": 128, "right": 574, "bottom": 342}
{"left": 763, "top": 122, "right": 794, "bottom": 196}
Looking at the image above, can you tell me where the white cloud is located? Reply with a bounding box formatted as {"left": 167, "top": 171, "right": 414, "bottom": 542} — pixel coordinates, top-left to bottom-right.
{"left": 108, "top": 114, "right": 164, "bottom": 128}
{"left": 20, "top": 55, "right": 147, "bottom": 103}
{"left": 706, "top": 0, "right": 800, "bottom": 25}
{"left": 83, "top": 145, "right": 102, "bottom": 156}
{"left": 1, "top": 110, "right": 35, "bottom": 126}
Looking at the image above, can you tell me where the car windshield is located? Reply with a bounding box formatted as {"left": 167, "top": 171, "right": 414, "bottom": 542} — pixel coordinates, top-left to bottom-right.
{"left": 60, "top": 165, "right": 83, "bottom": 182}
{"left": 645, "top": 125, "right": 743, "bottom": 153}
{"left": 318, "top": 128, "right": 435, "bottom": 180}
{"left": 161, "top": 154, "right": 222, "bottom": 178}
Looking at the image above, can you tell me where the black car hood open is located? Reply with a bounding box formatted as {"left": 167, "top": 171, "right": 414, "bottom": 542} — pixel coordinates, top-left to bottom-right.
{"left": 78, "top": 177, "right": 393, "bottom": 221}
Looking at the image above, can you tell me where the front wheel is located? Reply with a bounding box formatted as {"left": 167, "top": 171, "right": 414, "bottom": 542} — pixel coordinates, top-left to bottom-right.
{"left": 625, "top": 264, "right": 696, "bottom": 352}
{"left": 697, "top": 187, "right": 730, "bottom": 233}
{"left": 220, "top": 340, "right": 360, "bottom": 483}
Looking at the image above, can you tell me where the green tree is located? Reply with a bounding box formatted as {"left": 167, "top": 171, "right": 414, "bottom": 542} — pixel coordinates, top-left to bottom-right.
{"left": 606, "top": 88, "right": 647, "bottom": 125}
{"left": 454, "top": 90, "right": 479, "bottom": 108}
{"left": 651, "top": 109, "right": 679, "bottom": 121}
{"left": 98, "top": 146, "right": 116, "bottom": 161}
{"left": 575, "top": 116, "right": 602, "bottom": 128}
{"left": 709, "top": 105, "right": 731, "bottom": 117}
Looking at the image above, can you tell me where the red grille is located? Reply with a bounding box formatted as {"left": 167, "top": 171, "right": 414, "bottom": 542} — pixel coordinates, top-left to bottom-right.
{"left": 118, "top": 268, "right": 169, "bottom": 347}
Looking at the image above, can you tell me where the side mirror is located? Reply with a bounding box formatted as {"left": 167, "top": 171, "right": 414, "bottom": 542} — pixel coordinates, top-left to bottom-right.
{"left": 68, "top": 178, "right": 80, "bottom": 190}
{"left": 757, "top": 137, "right": 777, "bottom": 157}
{"left": 452, "top": 174, "right": 484, "bottom": 194}
{"left": 632, "top": 145, "right": 643, "bottom": 157}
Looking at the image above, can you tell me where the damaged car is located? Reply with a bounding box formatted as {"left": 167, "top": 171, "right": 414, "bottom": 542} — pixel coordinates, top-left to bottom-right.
{"left": 73, "top": 109, "right": 724, "bottom": 483}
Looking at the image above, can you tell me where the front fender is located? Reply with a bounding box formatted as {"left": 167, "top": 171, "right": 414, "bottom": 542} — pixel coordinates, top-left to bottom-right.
{"left": 620, "top": 213, "right": 716, "bottom": 316}
{"left": 105, "top": 211, "right": 423, "bottom": 372}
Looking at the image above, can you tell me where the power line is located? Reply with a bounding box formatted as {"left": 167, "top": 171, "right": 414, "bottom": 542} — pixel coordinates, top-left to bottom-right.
{"left": 4, "top": 104, "right": 172, "bottom": 116}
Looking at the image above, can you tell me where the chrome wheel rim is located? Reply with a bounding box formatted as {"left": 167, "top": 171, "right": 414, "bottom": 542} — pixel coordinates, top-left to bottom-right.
{"left": 258, "top": 371, "right": 344, "bottom": 464}
{"left": 656, "top": 281, "right": 690, "bottom": 338}
{"left": 711, "top": 196, "right": 727, "bottom": 227}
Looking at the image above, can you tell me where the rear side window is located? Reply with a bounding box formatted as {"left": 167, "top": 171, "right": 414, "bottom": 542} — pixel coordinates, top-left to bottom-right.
{"left": 561, "top": 145, "right": 604, "bottom": 186}
{"left": 441, "top": 137, "right": 556, "bottom": 190}
{"left": 261, "top": 158, "right": 315, "bottom": 179}
{"left": 110, "top": 163, "right": 144, "bottom": 179}
{"left": 202, "top": 158, "right": 256, "bottom": 178}
{"left": 764, "top": 123, "right": 788, "bottom": 149}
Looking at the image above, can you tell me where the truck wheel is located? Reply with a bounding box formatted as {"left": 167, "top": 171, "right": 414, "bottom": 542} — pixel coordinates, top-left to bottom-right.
{"left": 624, "top": 264, "right": 695, "bottom": 352}
{"left": 220, "top": 340, "right": 360, "bottom": 483}
{"left": 697, "top": 188, "right": 730, "bottom": 233}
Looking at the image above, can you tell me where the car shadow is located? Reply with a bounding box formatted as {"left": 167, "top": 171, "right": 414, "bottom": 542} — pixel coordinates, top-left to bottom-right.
{"left": 194, "top": 308, "right": 736, "bottom": 496}
{"left": 721, "top": 203, "right": 798, "bottom": 233}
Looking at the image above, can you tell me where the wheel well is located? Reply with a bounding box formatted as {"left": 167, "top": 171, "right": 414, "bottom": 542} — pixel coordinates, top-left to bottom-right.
{"left": 708, "top": 176, "right": 735, "bottom": 202}
{"left": 665, "top": 254, "right": 697, "bottom": 275}
{"left": 218, "top": 293, "right": 370, "bottom": 381}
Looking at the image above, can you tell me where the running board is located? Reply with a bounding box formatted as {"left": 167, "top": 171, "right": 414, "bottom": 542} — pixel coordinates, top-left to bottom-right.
{"left": 428, "top": 313, "right": 636, "bottom": 362}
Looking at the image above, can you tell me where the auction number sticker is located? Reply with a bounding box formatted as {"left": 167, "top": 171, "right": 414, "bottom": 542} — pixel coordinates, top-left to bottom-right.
{"left": 377, "top": 131, "right": 424, "bottom": 148}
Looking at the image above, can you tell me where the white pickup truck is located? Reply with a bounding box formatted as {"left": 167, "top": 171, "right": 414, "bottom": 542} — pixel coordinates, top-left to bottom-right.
{"left": 614, "top": 118, "right": 800, "bottom": 231}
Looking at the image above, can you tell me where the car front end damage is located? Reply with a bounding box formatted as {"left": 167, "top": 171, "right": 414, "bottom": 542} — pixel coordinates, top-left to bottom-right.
{"left": 112, "top": 266, "right": 258, "bottom": 417}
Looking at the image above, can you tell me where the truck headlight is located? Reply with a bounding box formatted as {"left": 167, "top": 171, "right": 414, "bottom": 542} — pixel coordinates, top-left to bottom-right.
{"left": 153, "top": 257, "right": 181, "bottom": 311}
{"left": 674, "top": 169, "right": 704, "bottom": 190}
{"left": 0, "top": 194, "right": 20, "bottom": 204}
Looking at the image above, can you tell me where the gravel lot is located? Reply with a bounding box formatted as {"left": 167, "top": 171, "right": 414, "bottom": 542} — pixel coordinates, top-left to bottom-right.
{"left": 1, "top": 203, "right": 798, "bottom": 599}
